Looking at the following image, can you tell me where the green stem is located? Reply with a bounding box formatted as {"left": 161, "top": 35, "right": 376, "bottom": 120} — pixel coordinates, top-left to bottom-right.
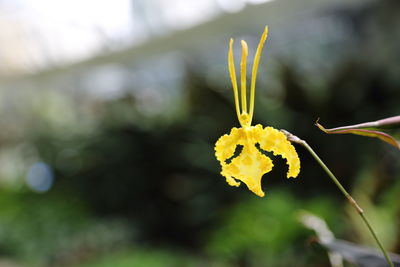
{"left": 281, "top": 130, "right": 394, "bottom": 267}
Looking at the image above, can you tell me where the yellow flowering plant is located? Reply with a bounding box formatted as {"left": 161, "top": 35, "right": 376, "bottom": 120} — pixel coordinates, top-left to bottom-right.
{"left": 213, "top": 26, "right": 394, "bottom": 266}
{"left": 214, "top": 26, "right": 300, "bottom": 197}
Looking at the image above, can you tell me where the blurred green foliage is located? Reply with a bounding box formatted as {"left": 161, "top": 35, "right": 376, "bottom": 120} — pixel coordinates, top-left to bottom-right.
{"left": 0, "top": 190, "right": 131, "bottom": 266}
{"left": 80, "top": 249, "right": 190, "bottom": 267}
{"left": 0, "top": 0, "right": 399, "bottom": 266}
{"left": 207, "top": 190, "right": 338, "bottom": 266}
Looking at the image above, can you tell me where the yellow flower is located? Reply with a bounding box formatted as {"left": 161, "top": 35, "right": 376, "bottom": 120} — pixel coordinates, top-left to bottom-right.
{"left": 214, "top": 26, "right": 300, "bottom": 197}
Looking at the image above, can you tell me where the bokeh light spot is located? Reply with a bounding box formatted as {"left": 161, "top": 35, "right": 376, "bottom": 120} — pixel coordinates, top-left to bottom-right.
{"left": 26, "top": 162, "right": 54, "bottom": 193}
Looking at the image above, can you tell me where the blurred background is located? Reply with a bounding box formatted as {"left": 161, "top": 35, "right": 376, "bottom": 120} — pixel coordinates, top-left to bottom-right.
{"left": 0, "top": 0, "right": 399, "bottom": 266}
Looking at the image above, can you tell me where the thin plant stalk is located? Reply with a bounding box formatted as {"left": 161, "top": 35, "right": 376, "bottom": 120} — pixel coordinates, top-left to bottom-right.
{"left": 281, "top": 130, "right": 394, "bottom": 267}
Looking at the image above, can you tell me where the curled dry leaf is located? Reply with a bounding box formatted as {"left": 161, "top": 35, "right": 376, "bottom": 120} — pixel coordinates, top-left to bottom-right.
{"left": 315, "top": 116, "right": 400, "bottom": 150}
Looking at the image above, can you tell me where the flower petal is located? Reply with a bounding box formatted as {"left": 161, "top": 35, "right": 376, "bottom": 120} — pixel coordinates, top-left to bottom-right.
{"left": 223, "top": 145, "right": 273, "bottom": 197}
{"left": 215, "top": 125, "right": 300, "bottom": 197}
{"left": 215, "top": 127, "right": 243, "bottom": 162}
{"left": 258, "top": 126, "right": 300, "bottom": 178}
